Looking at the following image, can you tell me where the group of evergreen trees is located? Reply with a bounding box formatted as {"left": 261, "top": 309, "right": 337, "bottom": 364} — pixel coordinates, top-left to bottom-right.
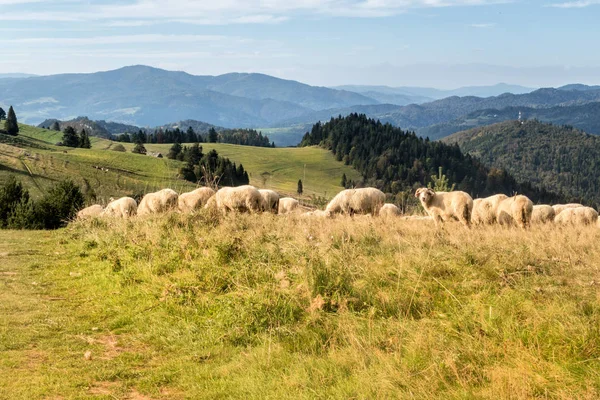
{"left": 115, "top": 127, "right": 273, "bottom": 147}
{"left": 0, "top": 176, "right": 85, "bottom": 230}
{"left": 167, "top": 142, "right": 250, "bottom": 186}
{"left": 300, "top": 113, "right": 566, "bottom": 204}
{"left": 62, "top": 126, "right": 91, "bottom": 148}
{"left": 0, "top": 106, "right": 19, "bottom": 136}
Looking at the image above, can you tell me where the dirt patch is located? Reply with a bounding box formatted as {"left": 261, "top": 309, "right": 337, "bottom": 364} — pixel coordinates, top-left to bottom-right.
{"left": 89, "top": 381, "right": 120, "bottom": 396}
{"left": 79, "top": 334, "right": 125, "bottom": 360}
{"left": 126, "top": 389, "right": 154, "bottom": 400}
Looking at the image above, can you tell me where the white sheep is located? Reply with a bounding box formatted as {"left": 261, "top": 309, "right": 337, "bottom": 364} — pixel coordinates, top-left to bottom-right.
{"left": 531, "top": 205, "right": 555, "bottom": 224}
{"left": 77, "top": 204, "right": 104, "bottom": 220}
{"left": 414, "top": 188, "right": 473, "bottom": 227}
{"left": 325, "top": 188, "right": 385, "bottom": 217}
{"left": 178, "top": 187, "right": 215, "bottom": 213}
{"left": 555, "top": 206, "right": 599, "bottom": 226}
{"left": 496, "top": 195, "right": 533, "bottom": 229}
{"left": 101, "top": 197, "right": 137, "bottom": 218}
{"left": 214, "top": 185, "right": 263, "bottom": 213}
{"left": 138, "top": 189, "right": 179, "bottom": 216}
{"left": 380, "top": 203, "right": 400, "bottom": 218}
{"left": 552, "top": 203, "right": 583, "bottom": 215}
{"left": 302, "top": 209, "right": 332, "bottom": 218}
{"left": 258, "top": 189, "right": 280, "bottom": 213}
{"left": 278, "top": 197, "right": 300, "bottom": 214}
{"left": 471, "top": 194, "right": 508, "bottom": 225}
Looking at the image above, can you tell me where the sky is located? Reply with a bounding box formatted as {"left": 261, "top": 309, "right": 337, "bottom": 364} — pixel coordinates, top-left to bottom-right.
{"left": 0, "top": 0, "right": 599, "bottom": 88}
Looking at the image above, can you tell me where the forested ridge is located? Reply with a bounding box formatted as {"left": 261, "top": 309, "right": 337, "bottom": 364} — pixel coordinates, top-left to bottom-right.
{"left": 300, "top": 114, "right": 569, "bottom": 204}
{"left": 443, "top": 120, "right": 600, "bottom": 206}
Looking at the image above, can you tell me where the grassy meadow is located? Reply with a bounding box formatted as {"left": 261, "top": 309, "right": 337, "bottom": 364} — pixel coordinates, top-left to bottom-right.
{"left": 0, "top": 125, "right": 360, "bottom": 203}
{"left": 1, "top": 213, "right": 600, "bottom": 399}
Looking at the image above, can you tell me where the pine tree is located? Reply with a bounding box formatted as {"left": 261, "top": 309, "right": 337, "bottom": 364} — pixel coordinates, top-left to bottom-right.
{"left": 208, "top": 127, "right": 218, "bottom": 143}
{"left": 62, "top": 126, "right": 79, "bottom": 147}
{"left": 167, "top": 142, "right": 182, "bottom": 160}
{"left": 0, "top": 107, "right": 6, "bottom": 121}
{"left": 4, "top": 106, "right": 19, "bottom": 136}
{"left": 341, "top": 173, "right": 347, "bottom": 188}
{"left": 297, "top": 179, "right": 303, "bottom": 195}
{"left": 132, "top": 142, "right": 147, "bottom": 155}
{"left": 50, "top": 121, "right": 60, "bottom": 131}
{"left": 79, "top": 129, "right": 91, "bottom": 149}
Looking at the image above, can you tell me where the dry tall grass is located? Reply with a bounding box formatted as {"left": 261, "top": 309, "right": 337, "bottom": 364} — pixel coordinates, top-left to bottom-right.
{"left": 3, "top": 212, "right": 600, "bottom": 398}
{"left": 58, "top": 212, "right": 600, "bottom": 398}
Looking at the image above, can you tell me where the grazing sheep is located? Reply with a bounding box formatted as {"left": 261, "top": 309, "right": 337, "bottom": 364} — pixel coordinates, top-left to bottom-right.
{"left": 496, "top": 195, "right": 534, "bottom": 229}
{"left": 414, "top": 188, "right": 473, "bottom": 227}
{"left": 178, "top": 187, "right": 215, "bottom": 213}
{"left": 380, "top": 203, "right": 400, "bottom": 218}
{"left": 77, "top": 204, "right": 103, "bottom": 220}
{"left": 214, "top": 185, "right": 263, "bottom": 213}
{"left": 555, "top": 206, "right": 599, "bottom": 226}
{"left": 278, "top": 197, "right": 300, "bottom": 214}
{"left": 597, "top": 216, "right": 600, "bottom": 228}
{"left": 259, "top": 189, "right": 280, "bottom": 213}
{"left": 531, "top": 205, "right": 555, "bottom": 224}
{"left": 101, "top": 197, "right": 137, "bottom": 218}
{"left": 138, "top": 189, "right": 179, "bottom": 216}
{"left": 552, "top": 203, "right": 584, "bottom": 215}
{"left": 325, "top": 188, "right": 386, "bottom": 217}
{"left": 471, "top": 194, "right": 508, "bottom": 225}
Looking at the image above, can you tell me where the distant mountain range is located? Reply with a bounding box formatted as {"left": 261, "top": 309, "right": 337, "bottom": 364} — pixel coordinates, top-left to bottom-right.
{"left": 2, "top": 65, "right": 600, "bottom": 145}
{"left": 333, "top": 83, "right": 535, "bottom": 103}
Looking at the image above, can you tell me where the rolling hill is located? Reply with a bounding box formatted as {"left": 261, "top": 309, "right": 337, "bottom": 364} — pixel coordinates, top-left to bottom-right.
{"left": 443, "top": 120, "right": 600, "bottom": 206}
{"left": 0, "top": 124, "right": 360, "bottom": 201}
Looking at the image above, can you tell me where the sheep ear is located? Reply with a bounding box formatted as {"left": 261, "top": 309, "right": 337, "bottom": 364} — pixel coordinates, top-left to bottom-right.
{"left": 414, "top": 189, "right": 422, "bottom": 198}
{"left": 427, "top": 189, "right": 435, "bottom": 196}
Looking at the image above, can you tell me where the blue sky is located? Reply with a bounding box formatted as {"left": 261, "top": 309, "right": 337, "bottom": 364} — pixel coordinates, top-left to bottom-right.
{"left": 0, "top": 0, "right": 598, "bottom": 88}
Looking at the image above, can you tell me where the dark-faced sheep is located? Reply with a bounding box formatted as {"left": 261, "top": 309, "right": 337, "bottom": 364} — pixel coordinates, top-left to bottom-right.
{"left": 414, "top": 188, "right": 473, "bottom": 228}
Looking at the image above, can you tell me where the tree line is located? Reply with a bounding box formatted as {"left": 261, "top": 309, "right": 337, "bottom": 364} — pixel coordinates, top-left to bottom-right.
{"left": 300, "top": 113, "right": 567, "bottom": 205}
{"left": 167, "top": 142, "right": 250, "bottom": 187}
{"left": 115, "top": 127, "right": 274, "bottom": 147}
{"left": 0, "top": 177, "right": 84, "bottom": 230}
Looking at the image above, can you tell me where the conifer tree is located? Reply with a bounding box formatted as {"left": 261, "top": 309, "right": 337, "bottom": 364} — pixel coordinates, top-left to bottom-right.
{"left": 297, "top": 179, "right": 303, "bottom": 195}
{"left": 79, "top": 129, "right": 91, "bottom": 149}
{"left": 0, "top": 107, "right": 6, "bottom": 121}
{"left": 62, "top": 126, "right": 79, "bottom": 147}
{"left": 4, "top": 106, "right": 19, "bottom": 136}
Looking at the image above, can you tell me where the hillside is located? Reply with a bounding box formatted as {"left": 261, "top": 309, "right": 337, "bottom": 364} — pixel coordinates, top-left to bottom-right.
{"left": 0, "top": 124, "right": 360, "bottom": 200}
{"left": 2, "top": 210, "right": 600, "bottom": 398}
{"left": 0, "top": 65, "right": 378, "bottom": 128}
{"left": 300, "top": 114, "right": 565, "bottom": 204}
{"left": 443, "top": 120, "right": 600, "bottom": 206}
{"left": 37, "top": 117, "right": 143, "bottom": 139}
{"left": 419, "top": 102, "right": 600, "bottom": 140}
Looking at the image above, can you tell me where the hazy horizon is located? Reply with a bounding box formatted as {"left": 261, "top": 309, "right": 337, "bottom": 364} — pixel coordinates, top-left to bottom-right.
{"left": 1, "top": 0, "right": 599, "bottom": 88}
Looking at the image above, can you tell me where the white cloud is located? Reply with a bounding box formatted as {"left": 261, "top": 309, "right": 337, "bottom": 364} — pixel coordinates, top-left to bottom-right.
{"left": 469, "top": 23, "right": 496, "bottom": 28}
{"left": 0, "top": 0, "right": 510, "bottom": 22}
{"left": 1, "top": 34, "right": 228, "bottom": 46}
{"left": 548, "top": 0, "right": 600, "bottom": 7}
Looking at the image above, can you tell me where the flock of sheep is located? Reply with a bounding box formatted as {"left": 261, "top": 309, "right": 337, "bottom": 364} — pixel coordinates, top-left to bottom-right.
{"left": 76, "top": 185, "right": 600, "bottom": 229}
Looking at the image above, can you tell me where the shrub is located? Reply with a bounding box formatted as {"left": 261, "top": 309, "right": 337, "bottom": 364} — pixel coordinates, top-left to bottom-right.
{"left": 112, "top": 143, "right": 126, "bottom": 152}
{"left": 34, "top": 180, "right": 85, "bottom": 229}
